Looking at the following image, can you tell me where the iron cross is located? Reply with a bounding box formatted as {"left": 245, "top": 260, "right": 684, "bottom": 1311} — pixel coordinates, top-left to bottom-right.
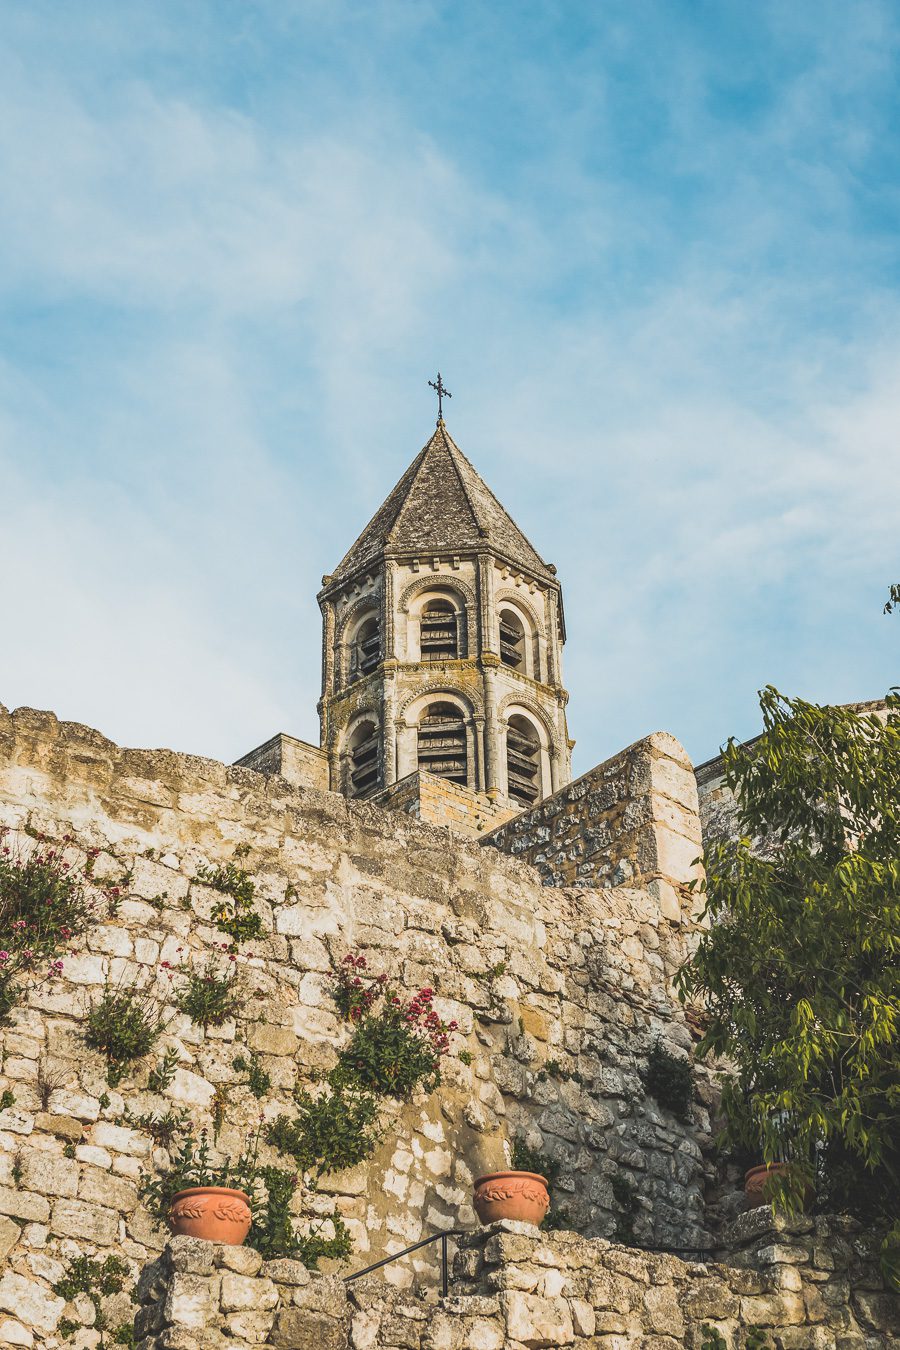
{"left": 428, "top": 372, "right": 452, "bottom": 423}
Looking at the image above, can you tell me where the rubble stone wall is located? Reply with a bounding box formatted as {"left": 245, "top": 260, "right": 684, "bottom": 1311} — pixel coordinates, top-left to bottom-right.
{"left": 0, "top": 703, "right": 713, "bottom": 1346}
{"left": 134, "top": 1215, "right": 900, "bottom": 1350}
{"left": 483, "top": 732, "right": 703, "bottom": 914}
{"left": 372, "top": 770, "right": 519, "bottom": 839}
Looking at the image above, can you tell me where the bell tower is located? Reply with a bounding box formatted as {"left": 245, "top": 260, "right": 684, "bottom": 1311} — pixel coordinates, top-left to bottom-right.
{"left": 317, "top": 416, "right": 572, "bottom": 810}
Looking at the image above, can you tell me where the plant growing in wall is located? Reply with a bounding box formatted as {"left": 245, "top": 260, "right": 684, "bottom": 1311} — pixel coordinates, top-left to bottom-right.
{"left": 0, "top": 830, "right": 99, "bottom": 1020}
{"left": 54, "top": 1254, "right": 131, "bottom": 1345}
{"left": 194, "top": 843, "right": 265, "bottom": 945}
{"left": 510, "top": 1137, "right": 570, "bottom": 1230}
{"left": 175, "top": 954, "right": 240, "bottom": 1030}
{"left": 265, "top": 952, "right": 458, "bottom": 1254}
{"left": 676, "top": 687, "right": 900, "bottom": 1287}
{"left": 642, "top": 1040, "right": 693, "bottom": 1123}
{"left": 85, "top": 978, "right": 167, "bottom": 1086}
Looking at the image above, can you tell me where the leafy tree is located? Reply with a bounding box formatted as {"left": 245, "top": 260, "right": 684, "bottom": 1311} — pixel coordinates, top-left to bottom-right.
{"left": 676, "top": 687, "right": 900, "bottom": 1285}
{"left": 885, "top": 584, "right": 900, "bottom": 615}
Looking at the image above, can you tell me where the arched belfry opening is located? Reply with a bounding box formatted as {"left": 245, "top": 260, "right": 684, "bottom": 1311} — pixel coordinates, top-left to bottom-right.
{"left": 420, "top": 598, "right": 463, "bottom": 661}
{"left": 347, "top": 719, "right": 382, "bottom": 799}
{"left": 499, "top": 609, "right": 525, "bottom": 669}
{"left": 353, "top": 614, "right": 381, "bottom": 678}
{"left": 417, "top": 702, "right": 467, "bottom": 785}
{"left": 506, "top": 714, "right": 541, "bottom": 806}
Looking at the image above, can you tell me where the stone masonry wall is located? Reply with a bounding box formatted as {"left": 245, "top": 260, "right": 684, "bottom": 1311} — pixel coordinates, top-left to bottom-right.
{"left": 483, "top": 733, "right": 703, "bottom": 920}
{"left": 234, "top": 733, "right": 330, "bottom": 791}
{"left": 372, "top": 771, "right": 519, "bottom": 840}
{"left": 0, "top": 703, "right": 713, "bottom": 1346}
{"left": 133, "top": 1215, "right": 899, "bottom": 1349}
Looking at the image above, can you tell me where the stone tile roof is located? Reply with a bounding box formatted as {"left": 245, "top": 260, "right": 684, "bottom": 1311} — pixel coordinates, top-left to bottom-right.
{"left": 327, "top": 423, "right": 557, "bottom": 586}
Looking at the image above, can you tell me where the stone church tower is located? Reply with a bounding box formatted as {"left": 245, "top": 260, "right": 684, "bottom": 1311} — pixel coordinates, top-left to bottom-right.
{"left": 316, "top": 419, "right": 572, "bottom": 808}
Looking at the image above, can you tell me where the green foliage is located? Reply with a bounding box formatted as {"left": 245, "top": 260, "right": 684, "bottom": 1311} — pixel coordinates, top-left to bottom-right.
{"left": 458, "top": 1049, "right": 472, "bottom": 1066}
{"left": 745, "top": 1331, "right": 772, "bottom": 1350}
{"left": 175, "top": 958, "right": 240, "bottom": 1030}
{"left": 643, "top": 1040, "right": 693, "bottom": 1123}
{"left": 0, "top": 1089, "right": 14, "bottom": 1110}
{"left": 511, "top": 1137, "right": 560, "bottom": 1186}
{"left": 112, "top": 1326, "right": 135, "bottom": 1347}
{"left": 0, "top": 831, "right": 97, "bottom": 1020}
{"left": 676, "top": 687, "right": 900, "bottom": 1284}
{"left": 121, "top": 1105, "right": 190, "bottom": 1149}
{"left": 142, "top": 1126, "right": 261, "bottom": 1221}
{"left": 699, "top": 1329, "right": 727, "bottom": 1350}
{"left": 884, "top": 584, "right": 900, "bottom": 615}
{"left": 293, "top": 1211, "right": 353, "bottom": 1268}
{"left": 58, "top": 1319, "right": 78, "bottom": 1341}
{"left": 85, "top": 981, "right": 166, "bottom": 1086}
{"left": 195, "top": 843, "right": 264, "bottom": 944}
{"left": 511, "top": 1137, "right": 570, "bottom": 1230}
{"left": 329, "top": 955, "right": 455, "bottom": 1098}
{"left": 251, "top": 1165, "right": 300, "bottom": 1258}
{"left": 233, "top": 1052, "right": 272, "bottom": 1099}
{"left": 54, "top": 1254, "right": 130, "bottom": 1335}
{"left": 147, "top": 1047, "right": 181, "bottom": 1093}
{"left": 610, "top": 1172, "right": 639, "bottom": 1244}
{"left": 268, "top": 1086, "right": 382, "bottom": 1178}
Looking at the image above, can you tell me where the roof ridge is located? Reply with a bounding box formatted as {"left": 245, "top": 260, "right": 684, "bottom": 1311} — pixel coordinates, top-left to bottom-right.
{"left": 440, "top": 424, "right": 488, "bottom": 539}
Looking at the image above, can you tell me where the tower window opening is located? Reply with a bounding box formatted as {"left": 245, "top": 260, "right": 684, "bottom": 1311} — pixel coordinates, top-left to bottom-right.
{"left": 420, "top": 599, "right": 459, "bottom": 661}
{"left": 506, "top": 715, "right": 541, "bottom": 806}
{"left": 353, "top": 614, "right": 381, "bottom": 679}
{"left": 348, "top": 720, "right": 382, "bottom": 799}
{"left": 499, "top": 610, "right": 526, "bottom": 669}
{"left": 417, "top": 702, "right": 467, "bottom": 785}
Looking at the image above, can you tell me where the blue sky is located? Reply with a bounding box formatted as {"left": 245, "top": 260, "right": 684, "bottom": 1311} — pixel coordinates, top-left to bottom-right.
{"left": 1, "top": 0, "right": 898, "bottom": 773}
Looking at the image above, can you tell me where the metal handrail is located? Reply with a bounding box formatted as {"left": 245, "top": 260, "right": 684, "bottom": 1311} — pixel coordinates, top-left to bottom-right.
{"left": 345, "top": 1229, "right": 469, "bottom": 1298}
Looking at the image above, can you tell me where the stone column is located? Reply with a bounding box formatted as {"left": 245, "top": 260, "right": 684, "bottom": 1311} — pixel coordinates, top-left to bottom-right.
{"left": 483, "top": 663, "right": 500, "bottom": 799}
{"left": 477, "top": 554, "right": 496, "bottom": 658}
{"left": 382, "top": 668, "right": 398, "bottom": 786}
{"left": 382, "top": 560, "right": 397, "bottom": 661}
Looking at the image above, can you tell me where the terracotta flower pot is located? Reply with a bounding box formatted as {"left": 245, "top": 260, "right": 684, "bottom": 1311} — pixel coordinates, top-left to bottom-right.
{"left": 473, "top": 1170, "right": 550, "bottom": 1227}
{"left": 744, "top": 1164, "right": 813, "bottom": 1211}
{"left": 168, "top": 1186, "right": 252, "bottom": 1245}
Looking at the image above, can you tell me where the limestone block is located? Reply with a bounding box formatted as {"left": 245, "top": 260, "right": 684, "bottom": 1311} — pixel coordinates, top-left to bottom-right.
{"left": 61, "top": 954, "right": 107, "bottom": 985}
{"left": 247, "top": 1023, "right": 298, "bottom": 1056}
{"left": 19, "top": 1151, "right": 79, "bottom": 1199}
{"left": 643, "top": 1283, "right": 684, "bottom": 1337}
{"left": 168, "top": 1067, "right": 216, "bottom": 1108}
{"left": 262, "top": 1258, "right": 311, "bottom": 1287}
{"left": 219, "top": 1272, "right": 278, "bottom": 1311}
{"left": 0, "top": 1319, "right": 32, "bottom": 1347}
{"left": 739, "top": 1291, "right": 806, "bottom": 1325}
{"left": 269, "top": 1308, "right": 347, "bottom": 1349}
{"left": 92, "top": 1122, "right": 150, "bottom": 1156}
{"left": 0, "top": 1271, "right": 65, "bottom": 1333}
{"left": 48, "top": 1089, "right": 101, "bottom": 1121}
{"left": 34, "top": 1112, "right": 83, "bottom": 1141}
{"left": 501, "top": 1290, "right": 574, "bottom": 1346}
{"left": 569, "top": 1298, "right": 595, "bottom": 1336}
{"left": 0, "top": 1111, "right": 32, "bottom": 1136}
{"left": 78, "top": 1165, "right": 138, "bottom": 1211}
{"left": 51, "top": 1198, "right": 119, "bottom": 1245}
{"left": 0, "top": 1188, "right": 50, "bottom": 1223}
{"left": 162, "top": 1272, "right": 219, "bottom": 1330}
{"left": 167, "top": 1236, "right": 219, "bottom": 1274}
{"left": 0, "top": 1218, "right": 20, "bottom": 1261}
{"left": 219, "top": 1245, "right": 263, "bottom": 1276}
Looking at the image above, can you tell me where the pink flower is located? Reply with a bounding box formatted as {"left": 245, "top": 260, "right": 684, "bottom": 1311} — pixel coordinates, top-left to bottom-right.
{"left": 0, "top": 952, "right": 8, "bottom": 964}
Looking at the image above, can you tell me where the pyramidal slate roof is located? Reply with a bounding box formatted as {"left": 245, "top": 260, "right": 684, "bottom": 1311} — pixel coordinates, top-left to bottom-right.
{"left": 326, "top": 423, "right": 557, "bottom": 588}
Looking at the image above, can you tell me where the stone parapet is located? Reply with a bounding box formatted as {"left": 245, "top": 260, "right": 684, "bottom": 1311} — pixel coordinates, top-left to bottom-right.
{"left": 233, "top": 732, "right": 330, "bottom": 791}
{"left": 371, "top": 770, "right": 519, "bottom": 839}
{"left": 483, "top": 732, "right": 704, "bottom": 920}
{"left": 131, "top": 1218, "right": 899, "bottom": 1349}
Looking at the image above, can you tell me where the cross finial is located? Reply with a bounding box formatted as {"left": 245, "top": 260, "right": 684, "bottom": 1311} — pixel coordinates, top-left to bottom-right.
{"left": 428, "top": 372, "right": 452, "bottom": 424}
